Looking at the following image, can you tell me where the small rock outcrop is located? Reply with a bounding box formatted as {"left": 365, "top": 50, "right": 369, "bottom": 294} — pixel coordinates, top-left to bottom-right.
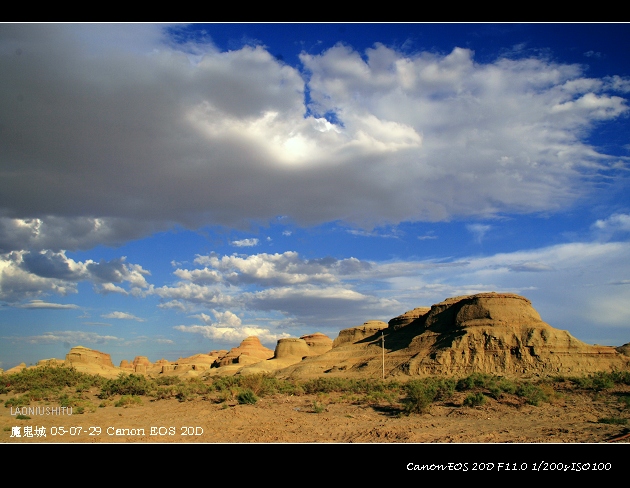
{"left": 5, "top": 362, "right": 27, "bottom": 374}
{"left": 214, "top": 337, "right": 274, "bottom": 367}
{"left": 332, "top": 321, "right": 388, "bottom": 348}
{"left": 300, "top": 333, "right": 333, "bottom": 356}
{"left": 388, "top": 307, "right": 431, "bottom": 331}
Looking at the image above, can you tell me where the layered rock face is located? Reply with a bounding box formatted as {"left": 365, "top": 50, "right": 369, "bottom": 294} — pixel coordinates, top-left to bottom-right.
{"left": 332, "top": 321, "right": 388, "bottom": 347}
{"left": 391, "top": 293, "right": 630, "bottom": 377}
{"left": 279, "top": 293, "right": 630, "bottom": 380}
{"left": 64, "top": 346, "right": 120, "bottom": 378}
{"left": 66, "top": 346, "right": 115, "bottom": 368}
{"left": 388, "top": 308, "right": 431, "bottom": 331}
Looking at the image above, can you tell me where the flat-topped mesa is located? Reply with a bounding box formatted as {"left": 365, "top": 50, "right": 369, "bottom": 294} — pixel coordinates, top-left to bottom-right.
{"left": 424, "top": 293, "right": 546, "bottom": 331}
{"left": 64, "top": 346, "right": 120, "bottom": 378}
{"left": 66, "top": 346, "right": 115, "bottom": 368}
{"left": 332, "top": 321, "right": 388, "bottom": 348}
{"left": 396, "top": 292, "right": 629, "bottom": 377}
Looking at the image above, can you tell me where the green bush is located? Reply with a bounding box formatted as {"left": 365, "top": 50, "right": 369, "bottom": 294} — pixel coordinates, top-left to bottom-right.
{"left": 99, "top": 374, "right": 154, "bottom": 398}
{"left": 609, "top": 371, "right": 630, "bottom": 385}
{"left": 598, "top": 417, "right": 628, "bottom": 425}
{"left": 5, "top": 395, "right": 31, "bottom": 408}
{"left": 591, "top": 372, "right": 615, "bottom": 390}
{"left": 237, "top": 389, "right": 258, "bottom": 405}
{"left": 402, "top": 378, "right": 454, "bottom": 414}
{"left": 210, "top": 375, "right": 241, "bottom": 392}
{"left": 153, "top": 386, "right": 178, "bottom": 400}
{"left": 155, "top": 376, "right": 182, "bottom": 386}
{"left": 456, "top": 373, "right": 494, "bottom": 391}
{"left": 487, "top": 378, "right": 518, "bottom": 399}
{"left": 312, "top": 400, "right": 326, "bottom": 413}
{"left": 463, "top": 392, "right": 487, "bottom": 407}
{"left": 114, "top": 395, "right": 142, "bottom": 407}
{"left": 516, "top": 383, "right": 548, "bottom": 406}
{"left": 569, "top": 372, "right": 625, "bottom": 391}
{"left": 3, "top": 365, "right": 101, "bottom": 393}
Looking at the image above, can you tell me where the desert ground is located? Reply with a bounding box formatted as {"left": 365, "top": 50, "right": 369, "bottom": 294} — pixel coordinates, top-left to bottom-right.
{"left": 2, "top": 384, "right": 629, "bottom": 444}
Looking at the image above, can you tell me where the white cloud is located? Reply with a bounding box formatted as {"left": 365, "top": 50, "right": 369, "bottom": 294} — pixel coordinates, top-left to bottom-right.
{"left": 0, "top": 251, "right": 150, "bottom": 303}
{"left": 5, "top": 330, "right": 123, "bottom": 345}
{"left": 175, "top": 308, "right": 290, "bottom": 345}
{"left": 101, "top": 311, "right": 146, "bottom": 322}
{"left": 191, "top": 251, "right": 341, "bottom": 286}
{"left": 16, "top": 300, "right": 80, "bottom": 309}
{"left": 174, "top": 324, "right": 289, "bottom": 345}
{"left": 467, "top": 224, "right": 492, "bottom": 244}
{"left": 592, "top": 213, "right": 630, "bottom": 235}
{"left": 230, "top": 238, "right": 259, "bottom": 247}
{"left": 1, "top": 25, "right": 628, "bottom": 252}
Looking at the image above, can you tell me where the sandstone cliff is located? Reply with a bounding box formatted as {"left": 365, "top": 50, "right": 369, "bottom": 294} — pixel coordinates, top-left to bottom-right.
{"left": 278, "top": 293, "right": 630, "bottom": 380}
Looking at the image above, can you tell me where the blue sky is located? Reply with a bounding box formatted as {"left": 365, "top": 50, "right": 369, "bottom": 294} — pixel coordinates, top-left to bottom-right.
{"left": 1, "top": 23, "right": 630, "bottom": 368}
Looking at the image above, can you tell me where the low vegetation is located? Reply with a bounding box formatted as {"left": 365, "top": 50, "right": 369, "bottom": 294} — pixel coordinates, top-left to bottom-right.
{"left": 1, "top": 367, "right": 629, "bottom": 421}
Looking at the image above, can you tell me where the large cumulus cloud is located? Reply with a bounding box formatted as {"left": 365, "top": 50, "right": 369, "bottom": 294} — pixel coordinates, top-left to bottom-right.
{"left": 1, "top": 25, "right": 628, "bottom": 252}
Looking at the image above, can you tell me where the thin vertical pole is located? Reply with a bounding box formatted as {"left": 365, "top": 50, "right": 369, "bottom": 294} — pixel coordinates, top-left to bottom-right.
{"left": 381, "top": 331, "right": 385, "bottom": 380}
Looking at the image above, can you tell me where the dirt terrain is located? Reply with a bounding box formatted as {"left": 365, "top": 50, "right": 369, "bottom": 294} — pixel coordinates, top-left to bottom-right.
{"left": 2, "top": 386, "right": 629, "bottom": 443}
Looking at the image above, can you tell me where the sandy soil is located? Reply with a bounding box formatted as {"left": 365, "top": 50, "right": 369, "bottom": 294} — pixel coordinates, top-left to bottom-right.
{"left": 2, "top": 388, "right": 629, "bottom": 444}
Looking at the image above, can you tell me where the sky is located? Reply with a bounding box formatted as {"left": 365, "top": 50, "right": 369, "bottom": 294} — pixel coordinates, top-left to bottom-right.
{"left": 1, "top": 23, "right": 630, "bottom": 369}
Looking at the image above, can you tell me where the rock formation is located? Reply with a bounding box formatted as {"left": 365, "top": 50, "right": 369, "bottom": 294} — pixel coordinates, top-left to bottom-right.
{"left": 280, "top": 292, "right": 630, "bottom": 379}
{"left": 332, "top": 321, "right": 388, "bottom": 347}
{"left": 300, "top": 333, "right": 333, "bottom": 356}
{"left": 5, "top": 293, "right": 629, "bottom": 381}
{"left": 5, "top": 362, "right": 27, "bottom": 374}
{"left": 214, "top": 336, "right": 274, "bottom": 368}
{"left": 65, "top": 346, "right": 121, "bottom": 378}
{"left": 233, "top": 333, "right": 334, "bottom": 376}
{"left": 615, "top": 343, "right": 630, "bottom": 357}
{"left": 388, "top": 293, "right": 630, "bottom": 377}
{"left": 388, "top": 308, "right": 431, "bottom": 331}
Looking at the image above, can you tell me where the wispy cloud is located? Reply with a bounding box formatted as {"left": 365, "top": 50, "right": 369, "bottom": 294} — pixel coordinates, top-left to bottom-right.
{"left": 4, "top": 330, "right": 123, "bottom": 345}
{"left": 467, "top": 224, "right": 491, "bottom": 244}
{"left": 101, "top": 311, "right": 146, "bottom": 322}
{"left": 16, "top": 300, "right": 80, "bottom": 309}
{"left": 231, "top": 238, "right": 259, "bottom": 247}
